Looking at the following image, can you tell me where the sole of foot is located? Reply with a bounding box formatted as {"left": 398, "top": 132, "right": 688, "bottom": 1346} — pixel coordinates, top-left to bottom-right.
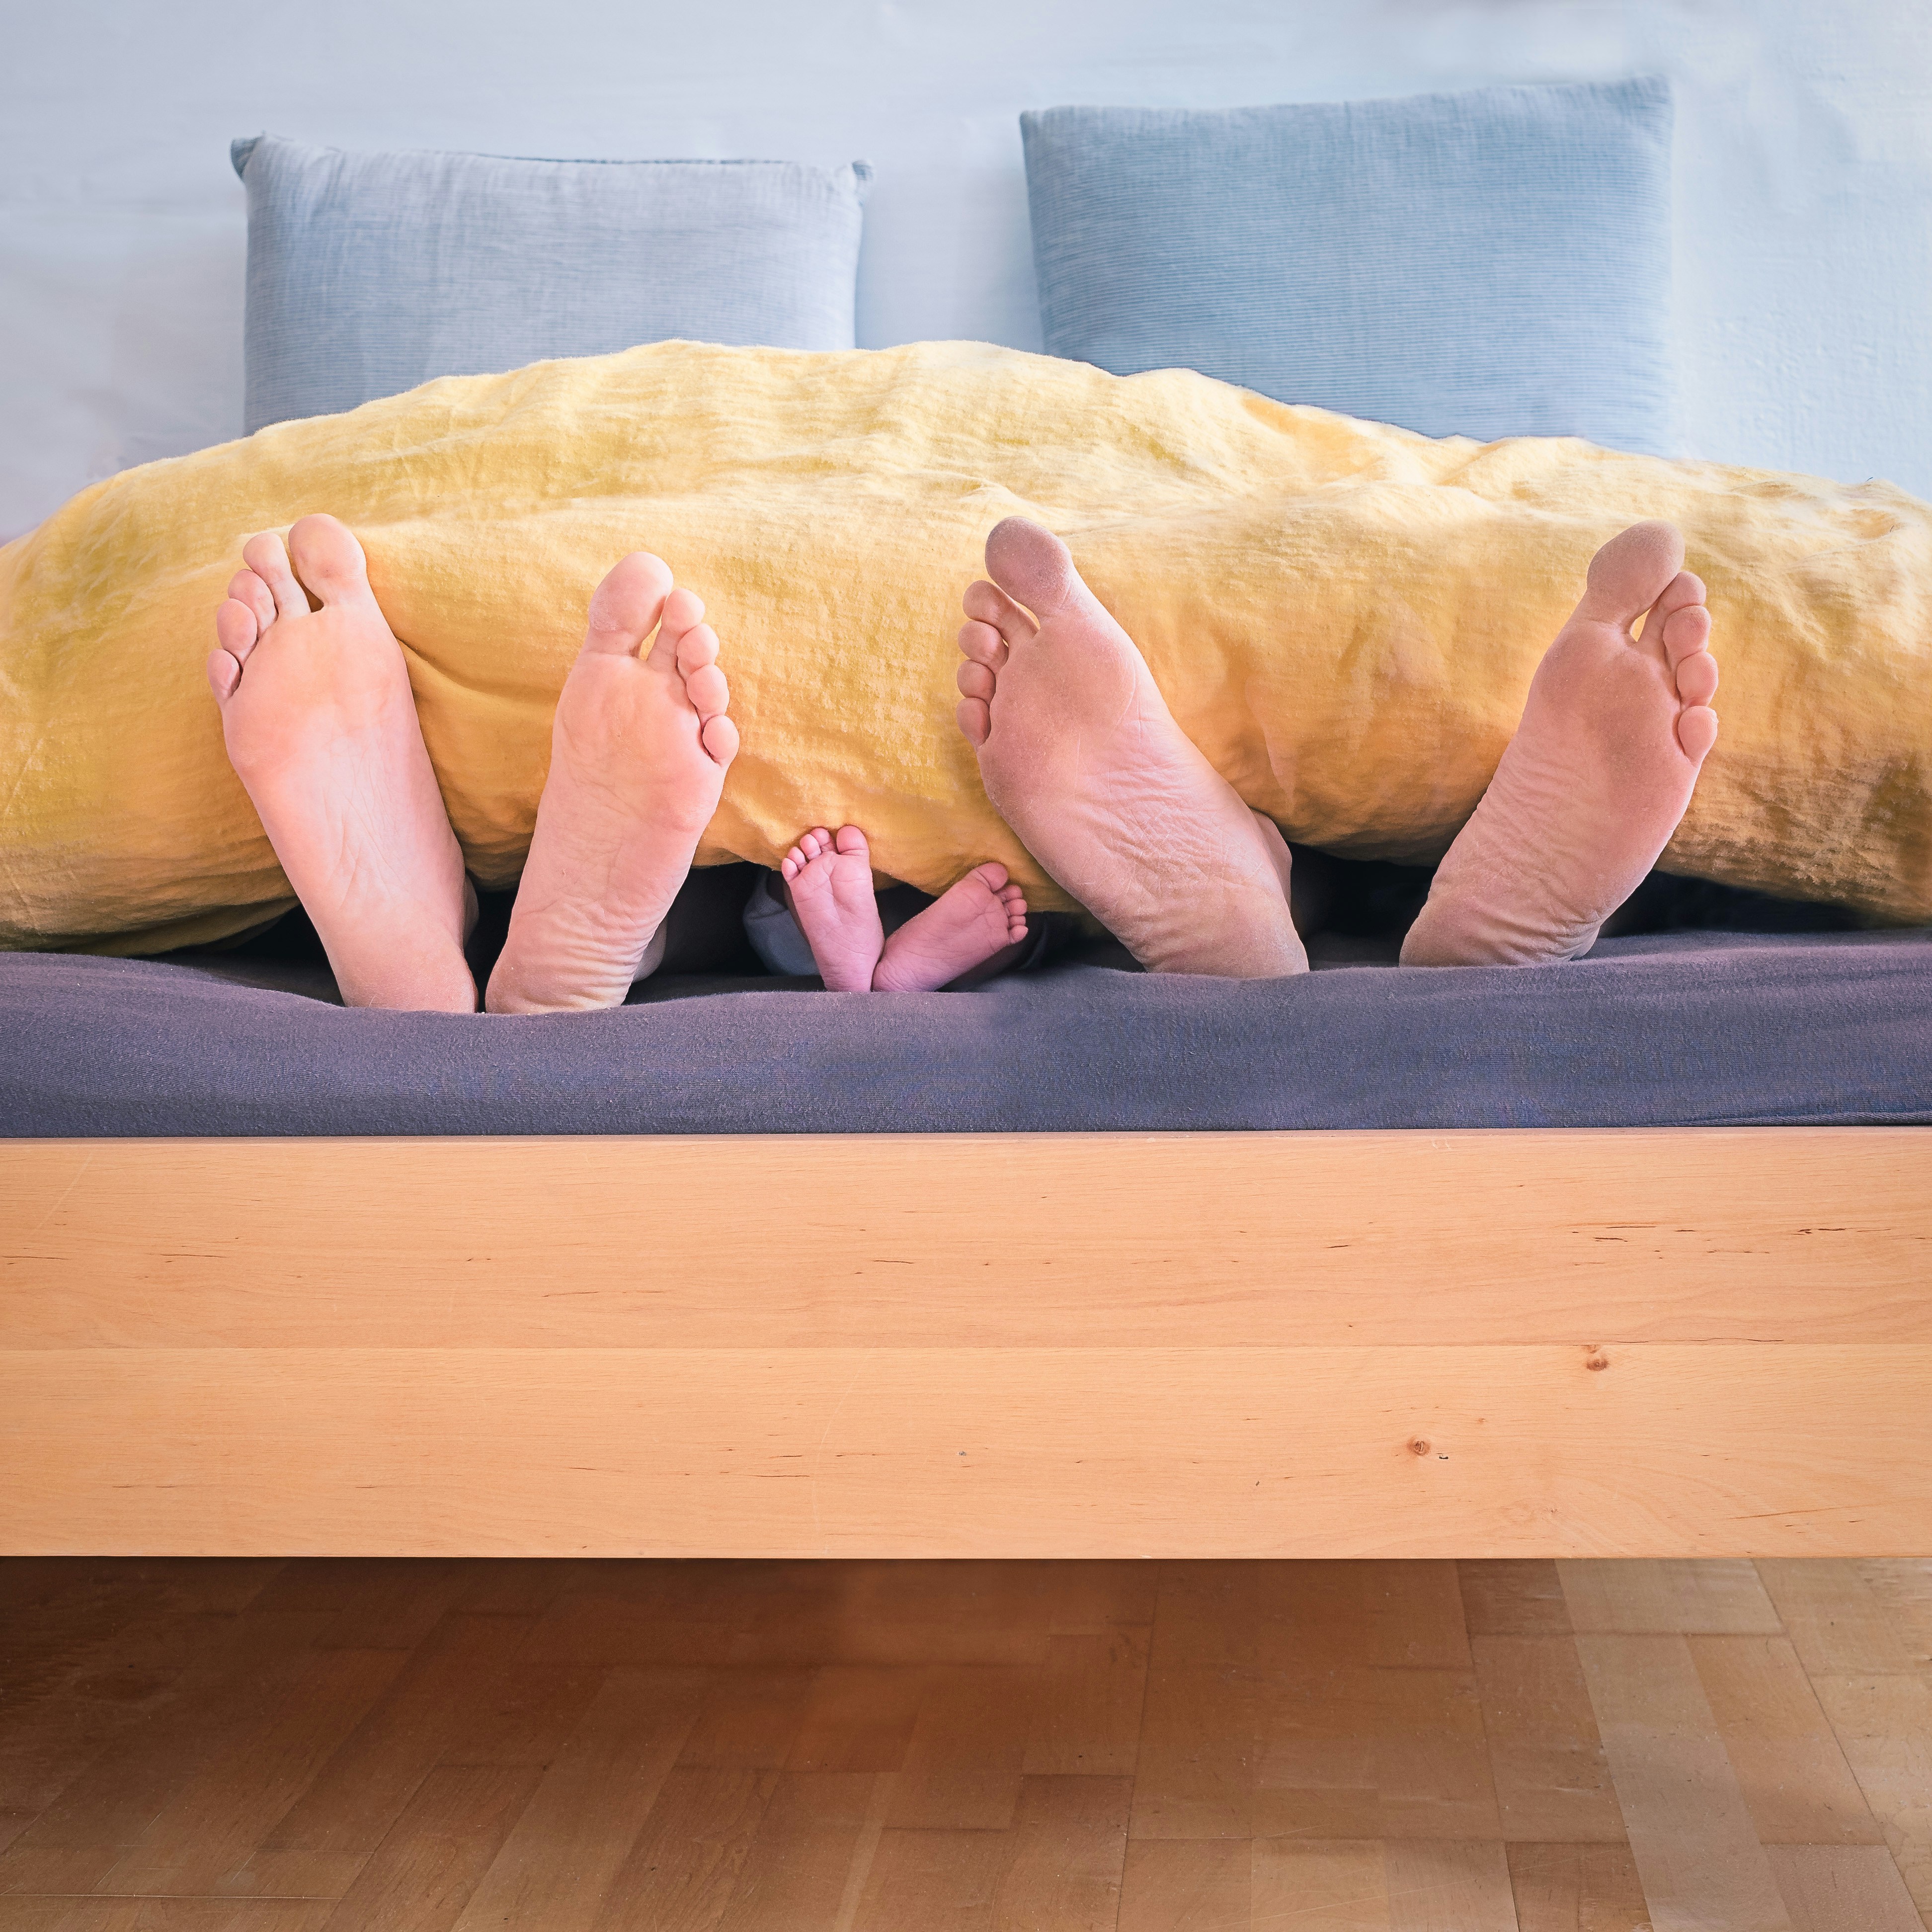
{"left": 957, "top": 516, "right": 1306, "bottom": 978}
{"left": 208, "top": 514, "right": 476, "bottom": 1011}
{"left": 874, "top": 863, "right": 1029, "bottom": 992}
{"left": 1401, "top": 519, "right": 1719, "bottom": 967}
{"left": 485, "top": 553, "right": 738, "bottom": 1014}
{"left": 782, "top": 825, "right": 887, "bottom": 991}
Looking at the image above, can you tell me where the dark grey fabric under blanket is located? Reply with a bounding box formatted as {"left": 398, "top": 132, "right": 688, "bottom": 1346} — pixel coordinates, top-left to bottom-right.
{"left": 2, "top": 928, "right": 1927, "bottom": 1134}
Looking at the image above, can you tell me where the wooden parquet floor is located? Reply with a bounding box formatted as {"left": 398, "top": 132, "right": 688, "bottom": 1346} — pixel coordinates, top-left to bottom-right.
{"left": 0, "top": 1558, "right": 1928, "bottom": 1931}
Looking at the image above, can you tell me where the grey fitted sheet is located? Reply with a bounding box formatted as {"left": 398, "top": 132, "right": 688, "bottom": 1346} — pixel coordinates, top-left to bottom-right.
{"left": 2, "top": 927, "right": 1927, "bottom": 1135}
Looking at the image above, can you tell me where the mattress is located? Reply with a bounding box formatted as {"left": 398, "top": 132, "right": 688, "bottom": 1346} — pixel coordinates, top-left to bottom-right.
{"left": 2, "top": 925, "right": 1927, "bottom": 1135}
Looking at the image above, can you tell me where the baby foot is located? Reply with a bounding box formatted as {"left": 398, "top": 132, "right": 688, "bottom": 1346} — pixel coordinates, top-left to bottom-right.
{"left": 1401, "top": 520, "right": 1719, "bottom": 967}
{"left": 207, "top": 515, "right": 475, "bottom": 1011}
{"left": 958, "top": 517, "right": 1306, "bottom": 977}
{"left": 486, "top": 556, "right": 738, "bottom": 1013}
{"left": 874, "top": 864, "right": 1030, "bottom": 992}
{"left": 782, "top": 825, "right": 886, "bottom": 991}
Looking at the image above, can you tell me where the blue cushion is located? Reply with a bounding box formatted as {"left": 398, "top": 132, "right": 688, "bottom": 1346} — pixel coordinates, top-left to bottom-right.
{"left": 233, "top": 135, "right": 871, "bottom": 432}
{"left": 1021, "top": 80, "right": 1675, "bottom": 453}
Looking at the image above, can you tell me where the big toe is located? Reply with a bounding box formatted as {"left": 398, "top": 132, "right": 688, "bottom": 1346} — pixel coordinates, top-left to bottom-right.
{"left": 984, "top": 516, "right": 1081, "bottom": 618}
{"left": 1581, "top": 520, "right": 1686, "bottom": 628}
{"left": 584, "top": 551, "right": 675, "bottom": 655}
{"left": 287, "top": 513, "right": 373, "bottom": 604}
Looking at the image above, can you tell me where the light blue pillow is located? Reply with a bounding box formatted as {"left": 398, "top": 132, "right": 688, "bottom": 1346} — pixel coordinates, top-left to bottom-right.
{"left": 233, "top": 135, "right": 872, "bottom": 432}
{"left": 1021, "top": 80, "right": 1674, "bottom": 453}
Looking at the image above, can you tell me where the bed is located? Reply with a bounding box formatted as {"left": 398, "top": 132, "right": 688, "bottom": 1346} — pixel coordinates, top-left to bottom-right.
{"left": 5, "top": 886, "right": 1930, "bottom": 1558}
{"left": 4, "top": 91, "right": 1929, "bottom": 1562}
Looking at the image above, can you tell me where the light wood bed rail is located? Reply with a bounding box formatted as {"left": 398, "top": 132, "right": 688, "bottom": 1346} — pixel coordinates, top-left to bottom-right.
{"left": 3, "top": 1128, "right": 1928, "bottom": 1558}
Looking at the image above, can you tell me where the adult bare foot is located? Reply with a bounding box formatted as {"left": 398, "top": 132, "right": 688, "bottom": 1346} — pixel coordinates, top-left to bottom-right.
{"left": 1401, "top": 521, "right": 1719, "bottom": 967}
{"left": 875, "top": 863, "right": 1029, "bottom": 993}
{"left": 957, "top": 518, "right": 1306, "bottom": 977}
{"left": 782, "top": 825, "right": 886, "bottom": 991}
{"left": 486, "top": 555, "right": 738, "bottom": 1013}
{"left": 207, "top": 515, "right": 475, "bottom": 1011}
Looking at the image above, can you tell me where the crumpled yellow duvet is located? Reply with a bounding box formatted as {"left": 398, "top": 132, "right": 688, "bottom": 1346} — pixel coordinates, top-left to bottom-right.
{"left": 3, "top": 337, "right": 1929, "bottom": 953}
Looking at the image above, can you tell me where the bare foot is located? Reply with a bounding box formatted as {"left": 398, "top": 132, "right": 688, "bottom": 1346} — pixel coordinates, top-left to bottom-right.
{"left": 782, "top": 825, "right": 885, "bottom": 991}
{"left": 486, "top": 555, "right": 738, "bottom": 1013}
{"left": 958, "top": 518, "right": 1306, "bottom": 977}
{"left": 875, "top": 864, "right": 1029, "bottom": 992}
{"left": 1401, "top": 520, "right": 1719, "bottom": 967}
{"left": 207, "top": 515, "right": 475, "bottom": 1011}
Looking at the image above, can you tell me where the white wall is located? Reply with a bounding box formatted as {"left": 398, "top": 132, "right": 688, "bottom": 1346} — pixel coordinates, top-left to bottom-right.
{"left": 4, "top": 0, "right": 1930, "bottom": 540}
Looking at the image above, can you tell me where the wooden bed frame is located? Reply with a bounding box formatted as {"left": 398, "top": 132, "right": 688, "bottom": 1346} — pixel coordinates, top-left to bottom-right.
{"left": 3, "top": 1127, "right": 1928, "bottom": 1558}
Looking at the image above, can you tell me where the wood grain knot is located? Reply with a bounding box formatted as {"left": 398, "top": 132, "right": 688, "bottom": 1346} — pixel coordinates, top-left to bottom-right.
{"left": 1409, "top": 1438, "right": 1431, "bottom": 1456}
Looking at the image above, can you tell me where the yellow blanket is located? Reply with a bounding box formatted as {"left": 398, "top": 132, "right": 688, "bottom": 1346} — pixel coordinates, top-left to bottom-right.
{"left": 3, "top": 338, "right": 1929, "bottom": 953}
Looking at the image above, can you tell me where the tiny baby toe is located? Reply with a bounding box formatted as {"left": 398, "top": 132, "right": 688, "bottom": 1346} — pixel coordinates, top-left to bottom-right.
{"left": 833, "top": 825, "right": 870, "bottom": 857}
{"left": 958, "top": 661, "right": 995, "bottom": 702}
{"left": 972, "top": 862, "right": 1009, "bottom": 890}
